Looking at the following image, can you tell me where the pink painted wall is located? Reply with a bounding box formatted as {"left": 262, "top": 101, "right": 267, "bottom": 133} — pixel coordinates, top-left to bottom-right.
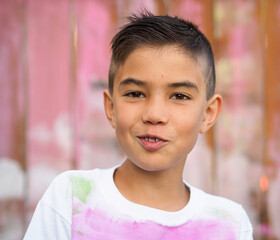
{"left": 0, "top": 0, "right": 279, "bottom": 239}
{"left": 75, "top": 0, "right": 119, "bottom": 171}
{"left": 26, "top": 0, "right": 73, "bottom": 212}
{"left": 214, "top": 2, "right": 265, "bottom": 238}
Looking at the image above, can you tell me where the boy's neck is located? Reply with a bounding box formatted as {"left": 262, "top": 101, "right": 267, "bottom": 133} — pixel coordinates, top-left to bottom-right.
{"left": 113, "top": 160, "right": 190, "bottom": 212}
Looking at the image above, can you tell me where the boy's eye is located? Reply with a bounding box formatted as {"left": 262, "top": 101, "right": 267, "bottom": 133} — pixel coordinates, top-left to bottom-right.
{"left": 124, "top": 91, "right": 145, "bottom": 98}
{"left": 170, "top": 93, "right": 190, "bottom": 100}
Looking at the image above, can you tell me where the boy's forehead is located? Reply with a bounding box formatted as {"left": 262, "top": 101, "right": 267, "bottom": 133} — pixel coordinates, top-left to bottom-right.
{"left": 128, "top": 44, "right": 192, "bottom": 59}
{"left": 123, "top": 45, "right": 206, "bottom": 71}
{"left": 116, "top": 45, "right": 207, "bottom": 81}
{"left": 114, "top": 45, "right": 207, "bottom": 92}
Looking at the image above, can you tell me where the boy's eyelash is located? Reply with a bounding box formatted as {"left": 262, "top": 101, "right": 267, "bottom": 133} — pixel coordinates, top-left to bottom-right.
{"left": 124, "top": 91, "right": 145, "bottom": 98}
{"left": 123, "top": 92, "right": 190, "bottom": 100}
{"left": 170, "top": 93, "right": 191, "bottom": 100}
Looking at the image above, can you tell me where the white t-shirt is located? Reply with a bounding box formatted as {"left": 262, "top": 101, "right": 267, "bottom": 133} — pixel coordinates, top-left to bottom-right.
{"left": 24, "top": 165, "right": 253, "bottom": 239}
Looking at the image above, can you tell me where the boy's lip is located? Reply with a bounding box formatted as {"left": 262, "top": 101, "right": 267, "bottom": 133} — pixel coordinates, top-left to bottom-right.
{"left": 137, "top": 134, "right": 168, "bottom": 151}
{"left": 138, "top": 134, "right": 168, "bottom": 141}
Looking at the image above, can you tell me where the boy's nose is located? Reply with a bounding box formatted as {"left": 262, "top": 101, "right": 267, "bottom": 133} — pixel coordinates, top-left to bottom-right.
{"left": 141, "top": 98, "right": 169, "bottom": 125}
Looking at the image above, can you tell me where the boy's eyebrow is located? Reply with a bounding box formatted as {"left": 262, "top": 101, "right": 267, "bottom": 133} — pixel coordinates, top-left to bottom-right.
{"left": 119, "top": 78, "right": 198, "bottom": 92}
{"left": 168, "top": 81, "right": 199, "bottom": 92}
{"left": 119, "top": 78, "right": 146, "bottom": 87}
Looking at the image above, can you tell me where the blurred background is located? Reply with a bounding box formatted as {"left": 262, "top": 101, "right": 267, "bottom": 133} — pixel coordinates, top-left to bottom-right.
{"left": 0, "top": 0, "right": 279, "bottom": 239}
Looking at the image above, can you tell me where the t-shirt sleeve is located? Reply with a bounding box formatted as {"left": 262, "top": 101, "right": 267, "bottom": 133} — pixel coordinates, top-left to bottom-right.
{"left": 23, "top": 199, "right": 71, "bottom": 239}
{"left": 238, "top": 206, "right": 253, "bottom": 240}
{"left": 23, "top": 171, "right": 73, "bottom": 240}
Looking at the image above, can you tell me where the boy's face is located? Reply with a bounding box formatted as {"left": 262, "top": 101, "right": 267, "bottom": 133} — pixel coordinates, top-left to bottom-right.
{"left": 104, "top": 45, "right": 221, "bottom": 172}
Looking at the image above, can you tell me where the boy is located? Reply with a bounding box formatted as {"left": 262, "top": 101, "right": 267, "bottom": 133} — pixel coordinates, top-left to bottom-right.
{"left": 24, "top": 12, "right": 253, "bottom": 239}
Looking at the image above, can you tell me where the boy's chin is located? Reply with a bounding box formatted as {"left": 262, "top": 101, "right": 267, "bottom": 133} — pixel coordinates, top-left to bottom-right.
{"left": 124, "top": 158, "right": 186, "bottom": 173}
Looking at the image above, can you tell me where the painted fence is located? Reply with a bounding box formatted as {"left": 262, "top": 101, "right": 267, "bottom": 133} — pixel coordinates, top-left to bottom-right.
{"left": 0, "top": 0, "right": 279, "bottom": 239}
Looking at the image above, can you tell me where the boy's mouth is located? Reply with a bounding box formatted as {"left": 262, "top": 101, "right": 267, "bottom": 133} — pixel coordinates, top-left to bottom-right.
{"left": 142, "top": 137, "right": 161, "bottom": 142}
{"left": 137, "top": 135, "right": 168, "bottom": 151}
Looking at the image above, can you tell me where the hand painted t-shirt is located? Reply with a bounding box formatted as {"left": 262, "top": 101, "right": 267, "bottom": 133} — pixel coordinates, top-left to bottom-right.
{"left": 24, "top": 166, "right": 253, "bottom": 239}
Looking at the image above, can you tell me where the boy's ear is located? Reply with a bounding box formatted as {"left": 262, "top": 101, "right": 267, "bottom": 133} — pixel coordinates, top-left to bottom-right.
{"left": 103, "top": 90, "right": 116, "bottom": 129}
{"left": 199, "top": 94, "right": 223, "bottom": 134}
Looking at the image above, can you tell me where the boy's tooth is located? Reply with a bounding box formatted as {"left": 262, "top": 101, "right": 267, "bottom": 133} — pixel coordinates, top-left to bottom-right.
{"left": 143, "top": 137, "right": 161, "bottom": 142}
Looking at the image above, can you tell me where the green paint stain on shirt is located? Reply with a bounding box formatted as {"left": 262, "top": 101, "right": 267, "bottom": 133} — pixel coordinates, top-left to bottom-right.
{"left": 72, "top": 208, "right": 81, "bottom": 215}
{"left": 208, "top": 208, "right": 237, "bottom": 223}
{"left": 212, "top": 208, "right": 230, "bottom": 218}
{"left": 71, "top": 176, "right": 94, "bottom": 203}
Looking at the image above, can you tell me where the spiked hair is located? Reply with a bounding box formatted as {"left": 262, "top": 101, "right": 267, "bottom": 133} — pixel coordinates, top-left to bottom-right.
{"left": 109, "top": 11, "right": 216, "bottom": 99}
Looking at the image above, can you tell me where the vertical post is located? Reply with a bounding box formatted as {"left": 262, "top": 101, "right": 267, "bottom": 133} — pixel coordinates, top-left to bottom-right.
{"left": 156, "top": 0, "right": 167, "bottom": 15}
{"left": 69, "top": 0, "right": 78, "bottom": 170}
{"left": 263, "top": 0, "right": 280, "bottom": 239}
{"left": 0, "top": 0, "right": 27, "bottom": 237}
{"left": 21, "top": 0, "right": 29, "bottom": 232}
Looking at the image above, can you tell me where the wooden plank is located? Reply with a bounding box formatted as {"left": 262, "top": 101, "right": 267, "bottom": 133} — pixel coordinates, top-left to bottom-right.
{"left": 74, "top": 0, "right": 124, "bottom": 170}
{"left": 264, "top": 1, "right": 280, "bottom": 239}
{"left": 25, "top": 0, "right": 73, "bottom": 222}
{"left": 0, "top": 0, "right": 26, "bottom": 238}
{"left": 213, "top": 1, "right": 264, "bottom": 239}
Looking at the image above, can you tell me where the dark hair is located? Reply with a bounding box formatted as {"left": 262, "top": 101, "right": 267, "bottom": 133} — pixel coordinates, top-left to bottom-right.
{"left": 109, "top": 11, "right": 215, "bottom": 100}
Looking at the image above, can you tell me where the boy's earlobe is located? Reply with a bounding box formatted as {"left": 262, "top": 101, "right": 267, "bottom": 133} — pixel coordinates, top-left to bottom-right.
{"left": 199, "top": 94, "right": 223, "bottom": 134}
{"left": 103, "top": 90, "right": 116, "bottom": 129}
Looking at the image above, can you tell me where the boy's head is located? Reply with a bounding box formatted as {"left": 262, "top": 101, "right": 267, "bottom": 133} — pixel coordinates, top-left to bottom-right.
{"left": 109, "top": 11, "right": 215, "bottom": 100}
{"left": 104, "top": 12, "right": 222, "bottom": 172}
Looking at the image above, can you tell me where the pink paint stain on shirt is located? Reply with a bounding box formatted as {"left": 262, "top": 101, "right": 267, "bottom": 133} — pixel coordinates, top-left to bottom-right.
{"left": 72, "top": 207, "right": 237, "bottom": 240}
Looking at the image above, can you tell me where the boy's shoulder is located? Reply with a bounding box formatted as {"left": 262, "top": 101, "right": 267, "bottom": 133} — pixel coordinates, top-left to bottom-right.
{"left": 53, "top": 165, "right": 117, "bottom": 181}
{"left": 49, "top": 166, "right": 117, "bottom": 192}
{"left": 194, "top": 185, "right": 241, "bottom": 208}
{"left": 40, "top": 167, "right": 116, "bottom": 218}
{"left": 188, "top": 184, "right": 250, "bottom": 226}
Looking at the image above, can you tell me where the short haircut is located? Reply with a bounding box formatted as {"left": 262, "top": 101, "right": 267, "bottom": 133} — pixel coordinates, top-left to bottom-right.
{"left": 109, "top": 11, "right": 215, "bottom": 100}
